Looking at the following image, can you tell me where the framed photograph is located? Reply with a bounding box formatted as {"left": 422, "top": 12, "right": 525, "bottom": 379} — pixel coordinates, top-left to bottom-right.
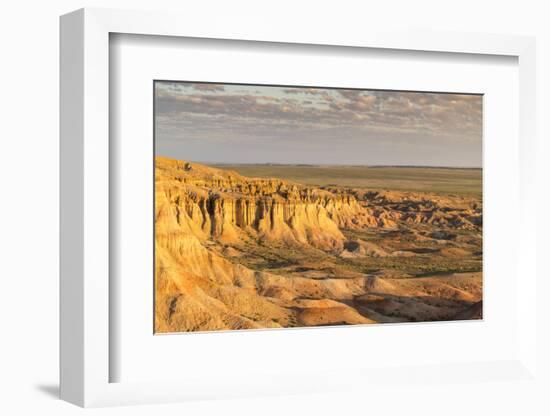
{"left": 60, "top": 8, "right": 538, "bottom": 407}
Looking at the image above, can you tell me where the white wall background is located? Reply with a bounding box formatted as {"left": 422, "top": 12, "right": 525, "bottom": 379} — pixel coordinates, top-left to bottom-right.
{"left": 0, "top": 1, "right": 548, "bottom": 415}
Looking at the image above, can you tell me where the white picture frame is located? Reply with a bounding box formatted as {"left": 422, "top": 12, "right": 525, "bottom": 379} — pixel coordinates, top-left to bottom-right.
{"left": 60, "top": 7, "right": 538, "bottom": 407}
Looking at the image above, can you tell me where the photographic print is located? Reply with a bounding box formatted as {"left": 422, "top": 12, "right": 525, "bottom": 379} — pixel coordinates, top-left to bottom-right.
{"left": 154, "top": 81, "right": 482, "bottom": 334}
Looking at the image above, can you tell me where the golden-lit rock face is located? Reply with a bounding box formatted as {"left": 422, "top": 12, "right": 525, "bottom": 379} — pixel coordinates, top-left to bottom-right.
{"left": 155, "top": 156, "right": 369, "bottom": 251}
{"left": 154, "top": 156, "right": 483, "bottom": 333}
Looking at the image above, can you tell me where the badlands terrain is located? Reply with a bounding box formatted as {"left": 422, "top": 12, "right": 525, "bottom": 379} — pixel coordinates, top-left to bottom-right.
{"left": 155, "top": 156, "right": 482, "bottom": 333}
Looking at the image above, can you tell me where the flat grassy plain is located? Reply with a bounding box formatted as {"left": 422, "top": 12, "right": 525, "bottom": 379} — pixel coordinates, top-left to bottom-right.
{"left": 213, "top": 164, "right": 482, "bottom": 196}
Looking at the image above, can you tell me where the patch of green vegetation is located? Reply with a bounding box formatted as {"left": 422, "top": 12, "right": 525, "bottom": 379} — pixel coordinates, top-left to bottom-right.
{"left": 341, "top": 228, "right": 385, "bottom": 243}
{"left": 338, "top": 254, "right": 481, "bottom": 276}
{"left": 230, "top": 231, "right": 482, "bottom": 279}
{"left": 234, "top": 240, "right": 333, "bottom": 275}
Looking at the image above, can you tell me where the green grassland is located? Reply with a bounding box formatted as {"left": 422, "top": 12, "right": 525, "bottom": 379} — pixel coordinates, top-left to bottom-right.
{"left": 213, "top": 164, "right": 482, "bottom": 197}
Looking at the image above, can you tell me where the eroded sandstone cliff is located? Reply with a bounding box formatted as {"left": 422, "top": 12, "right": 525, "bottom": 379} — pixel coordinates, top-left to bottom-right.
{"left": 155, "top": 156, "right": 371, "bottom": 251}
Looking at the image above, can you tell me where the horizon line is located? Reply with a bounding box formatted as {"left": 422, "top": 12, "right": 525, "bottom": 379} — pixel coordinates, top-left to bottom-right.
{"left": 210, "top": 162, "right": 483, "bottom": 169}
{"left": 155, "top": 155, "right": 482, "bottom": 170}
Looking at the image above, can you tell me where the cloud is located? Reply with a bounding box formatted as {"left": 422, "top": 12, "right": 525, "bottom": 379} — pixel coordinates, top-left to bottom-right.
{"left": 154, "top": 82, "right": 482, "bottom": 166}
{"left": 190, "top": 83, "right": 226, "bottom": 92}
{"left": 283, "top": 88, "right": 325, "bottom": 95}
{"left": 156, "top": 82, "right": 226, "bottom": 93}
{"left": 157, "top": 86, "right": 481, "bottom": 134}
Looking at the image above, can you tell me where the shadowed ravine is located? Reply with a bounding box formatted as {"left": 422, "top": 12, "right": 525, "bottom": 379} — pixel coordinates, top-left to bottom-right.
{"left": 154, "top": 156, "right": 482, "bottom": 333}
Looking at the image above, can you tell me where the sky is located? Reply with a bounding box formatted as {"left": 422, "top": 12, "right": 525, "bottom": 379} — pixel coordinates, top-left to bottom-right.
{"left": 155, "top": 81, "right": 482, "bottom": 167}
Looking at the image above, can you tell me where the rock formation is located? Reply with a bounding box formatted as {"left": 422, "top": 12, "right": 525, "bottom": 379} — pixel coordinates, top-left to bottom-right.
{"left": 155, "top": 156, "right": 372, "bottom": 251}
